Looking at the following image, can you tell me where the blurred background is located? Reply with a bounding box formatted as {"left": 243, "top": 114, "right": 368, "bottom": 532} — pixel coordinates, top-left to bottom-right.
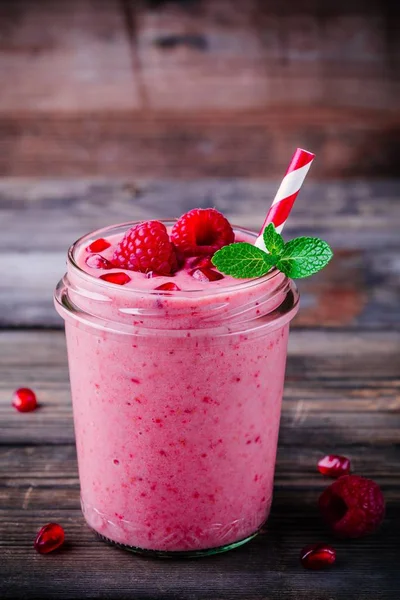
{"left": 0, "top": 0, "right": 398, "bottom": 179}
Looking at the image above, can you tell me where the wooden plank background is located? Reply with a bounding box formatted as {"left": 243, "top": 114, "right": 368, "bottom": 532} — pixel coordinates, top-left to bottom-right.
{"left": 0, "top": 0, "right": 398, "bottom": 178}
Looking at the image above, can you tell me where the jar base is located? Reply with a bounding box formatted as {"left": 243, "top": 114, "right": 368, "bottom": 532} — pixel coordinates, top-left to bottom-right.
{"left": 93, "top": 528, "right": 261, "bottom": 558}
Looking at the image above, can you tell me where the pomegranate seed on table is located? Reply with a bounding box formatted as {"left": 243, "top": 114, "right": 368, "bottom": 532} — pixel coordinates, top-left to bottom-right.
{"left": 99, "top": 272, "right": 131, "bottom": 285}
{"left": 85, "top": 254, "right": 113, "bottom": 269}
{"left": 155, "top": 282, "right": 181, "bottom": 291}
{"left": 86, "top": 238, "right": 111, "bottom": 253}
{"left": 300, "top": 543, "right": 336, "bottom": 569}
{"left": 190, "top": 267, "right": 224, "bottom": 282}
{"left": 317, "top": 454, "right": 351, "bottom": 478}
{"left": 34, "top": 523, "right": 65, "bottom": 554}
{"left": 12, "top": 388, "right": 38, "bottom": 412}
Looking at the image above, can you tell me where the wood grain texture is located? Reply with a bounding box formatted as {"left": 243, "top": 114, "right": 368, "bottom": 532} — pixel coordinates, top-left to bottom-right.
{"left": 133, "top": 0, "right": 399, "bottom": 111}
{"left": 0, "top": 505, "right": 397, "bottom": 600}
{"left": 0, "top": 0, "right": 398, "bottom": 178}
{"left": 1, "top": 179, "right": 399, "bottom": 328}
{"left": 0, "top": 329, "right": 399, "bottom": 599}
{"left": 0, "top": 0, "right": 139, "bottom": 112}
{"left": 0, "top": 109, "right": 399, "bottom": 178}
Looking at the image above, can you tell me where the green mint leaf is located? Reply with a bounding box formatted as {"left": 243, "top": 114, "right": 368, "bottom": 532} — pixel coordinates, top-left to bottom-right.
{"left": 263, "top": 223, "right": 285, "bottom": 254}
{"left": 212, "top": 243, "right": 276, "bottom": 278}
{"left": 276, "top": 237, "right": 333, "bottom": 278}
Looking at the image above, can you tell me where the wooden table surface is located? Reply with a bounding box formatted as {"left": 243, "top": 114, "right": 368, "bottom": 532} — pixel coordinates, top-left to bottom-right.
{"left": 1, "top": 178, "right": 400, "bottom": 599}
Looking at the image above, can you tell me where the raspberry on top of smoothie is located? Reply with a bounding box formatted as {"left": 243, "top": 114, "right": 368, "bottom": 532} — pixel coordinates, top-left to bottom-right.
{"left": 113, "top": 220, "right": 178, "bottom": 276}
{"left": 170, "top": 208, "right": 234, "bottom": 256}
{"left": 82, "top": 209, "right": 235, "bottom": 288}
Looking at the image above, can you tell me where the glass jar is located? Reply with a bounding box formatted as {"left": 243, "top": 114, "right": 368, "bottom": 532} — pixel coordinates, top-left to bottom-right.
{"left": 54, "top": 222, "right": 299, "bottom": 557}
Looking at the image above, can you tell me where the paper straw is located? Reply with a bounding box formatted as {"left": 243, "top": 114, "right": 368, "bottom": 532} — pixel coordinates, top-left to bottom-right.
{"left": 255, "top": 148, "right": 315, "bottom": 251}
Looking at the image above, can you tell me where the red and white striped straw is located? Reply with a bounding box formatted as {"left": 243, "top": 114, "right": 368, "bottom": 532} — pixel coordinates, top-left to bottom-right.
{"left": 255, "top": 148, "right": 315, "bottom": 250}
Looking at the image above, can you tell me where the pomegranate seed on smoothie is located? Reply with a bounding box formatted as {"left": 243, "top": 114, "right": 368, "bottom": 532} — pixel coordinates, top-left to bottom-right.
{"left": 54, "top": 149, "right": 333, "bottom": 556}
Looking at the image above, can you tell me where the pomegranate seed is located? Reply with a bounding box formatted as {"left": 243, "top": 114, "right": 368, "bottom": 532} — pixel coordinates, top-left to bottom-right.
{"left": 34, "top": 523, "right": 65, "bottom": 554}
{"left": 86, "top": 238, "right": 111, "bottom": 253}
{"left": 318, "top": 455, "right": 351, "bottom": 478}
{"left": 189, "top": 255, "right": 214, "bottom": 269}
{"left": 12, "top": 388, "right": 38, "bottom": 412}
{"left": 99, "top": 272, "right": 131, "bottom": 285}
{"left": 146, "top": 271, "right": 161, "bottom": 278}
{"left": 155, "top": 282, "right": 181, "bottom": 291}
{"left": 190, "top": 267, "right": 224, "bottom": 282}
{"left": 300, "top": 543, "right": 336, "bottom": 570}
{"left": 85, "top": 254, "right": 113, "bottom": 270}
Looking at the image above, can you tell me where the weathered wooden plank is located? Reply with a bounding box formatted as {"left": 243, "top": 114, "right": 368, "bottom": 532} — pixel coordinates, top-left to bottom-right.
{"left": 1, "top": 179, "right": 399, "bottom": 328}
{"left": 1, "top": 330, "right": 399, "bottom": 446}
{"left": 133, "top": 0, "right": 398, "bottom": 110}
{"left": 0, "top": 0, "right": 139, "bottom": 112}
{"left": 0, "top": 1, "right": 398, "bottom": 179}
{"left": 0, "top": 110, "right": 399, "bottom": 178}
{"left": 0, "top": 502, "right": 398, "bottom": 599}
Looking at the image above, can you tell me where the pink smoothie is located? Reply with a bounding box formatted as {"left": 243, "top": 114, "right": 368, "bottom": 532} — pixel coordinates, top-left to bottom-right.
{"left": 55, "top": 221, "right": 299, "bottom": 553}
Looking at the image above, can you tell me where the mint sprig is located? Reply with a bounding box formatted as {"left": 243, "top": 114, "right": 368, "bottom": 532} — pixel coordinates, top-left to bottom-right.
{"left": 210, "top": 242, "right": 276, "bottom": 279}
{"left": 212, "top": 224, "right": 333, "bottom": 279}
{"left": 276, "top": 237, "right": 333, "bottom": 278}
{"left": 263, "top": 223, "right": 284, "bottom": 254}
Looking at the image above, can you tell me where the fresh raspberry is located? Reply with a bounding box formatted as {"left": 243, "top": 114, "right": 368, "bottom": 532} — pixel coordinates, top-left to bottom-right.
{"left": 319, "top": 475, "right": 385, "bottom": 538}
{"left": 171, "top": 208, "right": 234, "bottom": 257}
{"left": 113, "top": 221, "right": 177, "bottom": 275}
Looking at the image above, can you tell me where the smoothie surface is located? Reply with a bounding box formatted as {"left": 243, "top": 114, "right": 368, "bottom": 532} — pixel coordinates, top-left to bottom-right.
{"left": 77, "top": 228, "right": 255, "bottom": 292}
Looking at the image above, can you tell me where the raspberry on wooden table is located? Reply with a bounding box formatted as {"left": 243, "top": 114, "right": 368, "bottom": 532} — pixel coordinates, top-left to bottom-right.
{"left": 319, "top": 474, "right": 385, "bottom": 538}
{"left": 171, "top": 208, "right": 234, "bottom": 256}
{"left": 113, "top": 221, "right": 177, "bottom": 275}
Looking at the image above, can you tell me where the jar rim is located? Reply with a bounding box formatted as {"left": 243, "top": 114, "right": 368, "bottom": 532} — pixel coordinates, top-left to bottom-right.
{"left": 67, "top": 220, "right": 282, "bottom": 298}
